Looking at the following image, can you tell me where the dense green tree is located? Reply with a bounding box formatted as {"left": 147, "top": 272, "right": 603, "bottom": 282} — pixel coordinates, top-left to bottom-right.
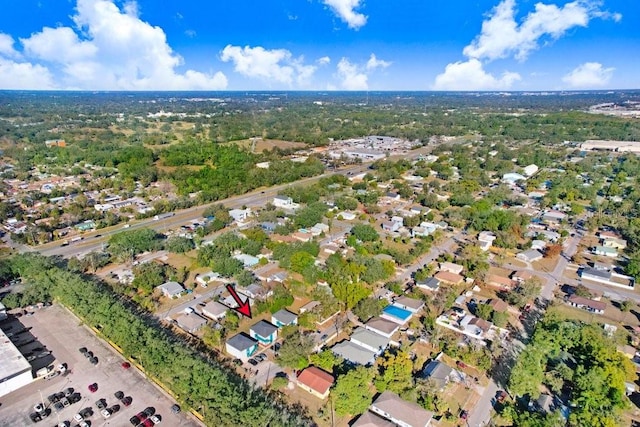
{"left": 353, "top": 297, "right": 385, "bottom": 322}
{"left": 332, "top": 366, "right": 375, "bottom": 417}
{"left": 350, "top": 224, "right": 380, "bottom": 242}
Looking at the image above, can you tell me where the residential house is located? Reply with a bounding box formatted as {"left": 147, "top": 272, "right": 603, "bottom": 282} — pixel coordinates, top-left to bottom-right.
{"left": 487, "top": 299, "right": 509, "bottom": 313}
{"left": 296, "top": 366, "right": 334, "bottom": 400}
{"left": 233, "top": 253, "right": 260, "bottom": 267}
{"left": 516, "top": 249, "right": 543, "bottom": 263}
{"left": 384, "top": 192, "right": 401, "bottom": 202}
{"left": 478, "top": 231, "right": 496, "bottom": 252}
{"left": 486, "top": 274, "right": 516, "bottom": 291}
{"left": 364, "top": 317, "right": 400, "bottom": 339}
{"left": 582, "top": 267, "right": 635, "bottom": 290}
{"left": 350, "top": 327, "right": 390, "bottom": 354}
{"left": 593, "top": 246, "right": 618, "bottom": 258}
{"left": 260, "top": 222, "right": 277, "bottom": 233}
{"left": 523, "top": 164, "right": 539, "bottom": 177}
{"left": 299, "top": 301, "right": 320, "bottom": 314}
{"left": 156, "top": 281, "right": 184, "bottom": 298}
{"left": 439, "top": 262, "right": 464, "bottom": 275}
{"left": 531, "top": 240, "right": 547, "bottom": 251}
{"left": 602, "top": 237, "right": 627, "bottom": 250}
{"left": 369, "top": 390, "right": 434, "bottom": 427}
{"left": 502, "top": 172, "right": 526, "bottom": 184}
{"left": 292, "top": 231, "right": 314, "bottom": 242}
{"left": 175, "top": 313, "right": 207, "bottom": 334}
{"left": 422, "top": 355, "right": 460, "bottom": 390}
{"left": 382, "top": 220, "right": 401, "bottom": 233}
{"left": 351, "top": 411, "right": 396, "bottom": 427}
{"left": 511, "top": 270, "right": 533, "bottom": 284}
{"left": 337, "top": 211, "right": 357, "bottom": 220}
{"left": 195, "top": 271, "right": 220, "bottom": 288}
{"left": 273, "top": 195, "right": 298, "bottom": 209}
{"left": 434, "top": 271, "right": 464, "bottom": 285}
{"left": 225, "top": 333, "right": 258, "bottom": 361}
{"left": 202, "top": 301, "right": 228, "bottom": 321}
{"left": 412, "top": 222, "right": 436, "bottom": 238}
{"left": 331, "top": 341, "right": 377, "bottom": 366}
{"left": 393, "top": 296, "right": 425, "bottom": 313}
{"left": 310, "top": 223, "right": 330, "bottom": 236}
{"left": 416, "top": 277, "right": 440, "bottom": 292}
{"left": 567, "top": 295, "right": 606, "bottom": 314}
{"left": 271, "top": 309, "right": 298, "bottom": 327}
{"left": 229, "top": 208, "right": 251, "bottom": 224}
{"left": 542, "top": 210, "right": 567, "bottom": 224}
{"left": 239, "top": 283, "right": 273, "bottom": 300}
{"left": 250, "top": 320, "right": 278, "bottom": 346}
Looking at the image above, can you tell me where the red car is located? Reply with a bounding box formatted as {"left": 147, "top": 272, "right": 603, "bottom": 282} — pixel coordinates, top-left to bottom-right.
{"left": 121, "top": 362, "right": 131, "bottom": 369}
{"left": 88, "top": 383, "right": 98, "bottom": 393}
{"left": 141, "top": 419, "right": 155, "bottom": 427}
{"left": 456, "top": 361, "right": 467, "bottom": 369}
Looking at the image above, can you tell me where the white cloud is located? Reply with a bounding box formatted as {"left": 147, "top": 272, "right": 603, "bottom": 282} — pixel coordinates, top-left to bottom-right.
{"left": 433, "top": 0, "right": 620, "bottom": 90}
{"left": 433, "top": 59, "right": 521, "bottom": 91}
{"left": 336, "top": 58, "right": 368, "bottom": 90}
{"left": 6, "top": 0, "right": 227, "bottom": 90}
{"left": 317, "top": 56, "right": 331, "bottom": 66}
{"left": 0, "top": 33, "right": 19, "bottom": 58}
{"left": 0, "top": 57, "right": 56, "bottom": 89}
{"left": 323, "top": 0, "right": 367, "bottom": 30}
{"left": 335, "top": 54, "right": 391, "bottom": 90}
{"left": 562, "top": 62, "right": 614, "bottom": 88}
{"left": 366, "top": 53, "right": 391, "bottom": 70}
{"left": 463, "top": 0, "right": 619, "bottom": 62}
{"left": 220, "top": 45, "right": 317, "bottom": 87}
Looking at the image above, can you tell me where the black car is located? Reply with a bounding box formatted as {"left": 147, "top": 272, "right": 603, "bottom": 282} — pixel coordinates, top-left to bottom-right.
{"left": 64, "top": 387, "right": 74, "bottom": 397}
{"left": 80, "top": 407, "right": 93, "bottom": 418}
{"left": 247, "top": 358, "right": 258, "bottom": 366}
{"left": 129, "top": 415, "right": 141, "bottom": 426}
{"left": 53, "top": 402, "right": 64, "bottom": 412}
{"left": 85, "top": 351, "right": 93, "bottom": 358}
{"left": 143, "top": 407, "right": 156, "bottom": 416}
{"left": 79, "top": 347, "right": 88, "bottom": 354}
{"left": 95, "top": 399, "right": 107, "bottom": 410}
{"left": 29, "top": 412, "right": 43, "bottom": 423}
{"left": 114, "top": 391, "right": 124, "bottom": 400}
{"left": 89, "top": 357, "right": 99, "bottom": 365}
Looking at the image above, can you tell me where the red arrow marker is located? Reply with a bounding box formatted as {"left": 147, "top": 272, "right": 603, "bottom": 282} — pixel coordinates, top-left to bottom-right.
{"left": 226, "top": 284, "right": 252, "bottom": 318}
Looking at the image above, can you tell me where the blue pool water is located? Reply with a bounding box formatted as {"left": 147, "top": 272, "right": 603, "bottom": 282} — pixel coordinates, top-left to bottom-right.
{"left": 383, "top": 305, "right": 412, "bottom": 321}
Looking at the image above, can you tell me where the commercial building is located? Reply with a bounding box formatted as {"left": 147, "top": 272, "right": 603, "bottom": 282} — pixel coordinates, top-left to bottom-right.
{"left": 0, "top": 328, "right": 33, "bottom": 397}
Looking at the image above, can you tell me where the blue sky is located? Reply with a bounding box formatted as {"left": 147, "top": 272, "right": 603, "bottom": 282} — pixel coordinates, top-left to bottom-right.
{"left": 0, "top": 0, "right": 637, "bottom": 90}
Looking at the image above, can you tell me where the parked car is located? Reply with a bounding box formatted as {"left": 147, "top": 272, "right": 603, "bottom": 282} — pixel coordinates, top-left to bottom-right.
{"left": 121, "top": 396, "right": 132, "bottom": 406}
{"left": 248, "top": 358, "right": 258, "bottom": 366}
{"left": 460, "top": 410, "right": 468, "bottom": 420}
{"left": 121, "top": 361, "right": 131, "bottom": 369}
{"left": 53, "top": 402, "right": 64, "bottom": 412}
{"left": 101, "top": 408, "right": 111, "bottom": 418}
{"left": 496, "top": 390, "right": 508, "bottom": 403}
{"left": 79, "top": 347, "right": 87, "bottom": 354}
{"left": 170, "top": 404, "right": 181, "bottom": 414}
{"left": 95, "top": 399, "right": 107, "bottom": 410}
{"left": 64, "top": 387, "right": 74, "bottom": 397}
{"left": 456, "top": 361, "right": 467, "bottom": 369}
{"left": 73, "top": 413, "right": 84, "bottom": 423}
{"left": 150, "top": 414, "right": 162, "bottom": 424}
{"left": 34, "top": 403, "right": 45, "bottom": 413}
{"left": 89, "top": 357, "right": 99, "bottom": 365}
{"left": 143, "top": 407, "right": 156, "bottom": 416}
{"left": 88, "top": 383, "right": 98, "bottom": 393}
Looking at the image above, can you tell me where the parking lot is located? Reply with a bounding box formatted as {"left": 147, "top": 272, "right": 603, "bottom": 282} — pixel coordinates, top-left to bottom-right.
{"left": 0, "top": 303, "right": 200, "bottom": 427}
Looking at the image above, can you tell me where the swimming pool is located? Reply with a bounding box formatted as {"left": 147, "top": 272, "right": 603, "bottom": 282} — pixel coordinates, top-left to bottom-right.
{"left": 383, "top": 305, "right": 412, "bottom": 321}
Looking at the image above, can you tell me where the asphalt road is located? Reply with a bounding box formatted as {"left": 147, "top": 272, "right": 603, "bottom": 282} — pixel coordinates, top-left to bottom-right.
{"left": 395, "top": 232, "right": 462, "bottom": 283}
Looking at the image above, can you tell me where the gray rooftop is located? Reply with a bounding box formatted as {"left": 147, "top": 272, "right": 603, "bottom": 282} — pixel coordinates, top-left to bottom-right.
{"left": 365, "top": 317, "right": 400, "bottom": 336}
{"left": 272, "top": 308, "right": 297, "bottom": 324}
{"left": 331, "top": 341, "right": 376, "bottom": 365}
{"left": 227, "top": 333, "right": 258, "bottom": 351}
{"left": 394, "top": 296, "right": 425, "bottom": 310}
{"left": 371, "top": 390, "right": 434, "bottom": 427}
{"left": 0, "top": 329, "right": 32, "bottom": 382}
{"left": 582, "top": 267, "right": 612, "bottom": 279}
{"left": 350, "top": 327, "right": 390, "bottom": 351}
{"left": 416, "top": 277, "right": 440, "bottom": 290}
{"left": 250, "top": 320, "right": 278, "bottom": 338}
{"left": 351, "top": 411, "right": 395, "bottom": 427}
{"left": 176, "top": 313, "right": 207, "bottom": 331}
{"left": 157, "top": 281, "right": 184, "bottom": 295}
{"left": 422, "top": 360, "right": 453, "bottom": 389}
{"left": 202, "top": 301, "right": 227, "bottom": 318}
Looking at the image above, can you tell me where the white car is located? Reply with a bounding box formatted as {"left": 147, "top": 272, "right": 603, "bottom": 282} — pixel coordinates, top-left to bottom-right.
{"left": 151, "top": 415, "right": 162, "bottom": 424}
{"left": 73, "top": 413, "right": 83, "bottom": 423}
{"left": 101, "top": 408, "right": 111, "bottom": 418}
